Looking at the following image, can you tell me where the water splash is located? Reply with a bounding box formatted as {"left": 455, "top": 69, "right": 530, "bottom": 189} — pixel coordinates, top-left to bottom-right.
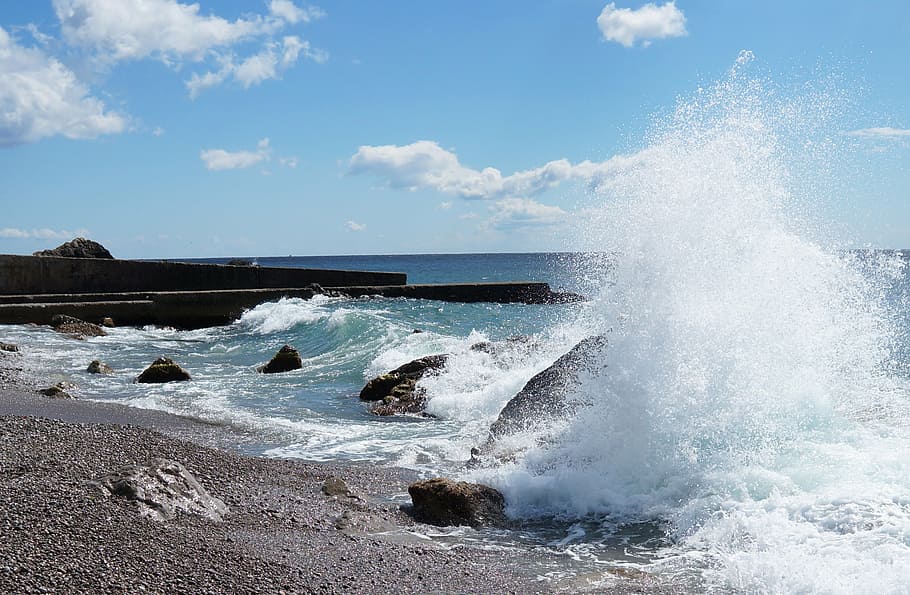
{"left": 485, "top": 53, "right": 910, "bottom": 591}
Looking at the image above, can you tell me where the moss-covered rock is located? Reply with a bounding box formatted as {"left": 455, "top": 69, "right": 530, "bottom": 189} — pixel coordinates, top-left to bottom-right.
{"left": 136, "top": 357, "right": 191, "bottom": 383}
{"left": 257, "top": 345, "right": 303, "bottom": 374}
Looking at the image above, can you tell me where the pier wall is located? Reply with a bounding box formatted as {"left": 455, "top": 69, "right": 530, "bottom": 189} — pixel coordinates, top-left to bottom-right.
{"left": 0, "top": 255, "right": 406, "bottom": 295}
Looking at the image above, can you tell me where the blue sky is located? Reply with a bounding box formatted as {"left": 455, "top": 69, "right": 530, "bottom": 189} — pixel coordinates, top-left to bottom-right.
{"left": 1, "top": 0, "right": 908, "bottom": 258}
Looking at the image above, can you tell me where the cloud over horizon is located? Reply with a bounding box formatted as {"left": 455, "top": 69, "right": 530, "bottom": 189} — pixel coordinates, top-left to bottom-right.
{"left": 348, "top": 139, "right": 650, "bottom": 200}
{"left": 0, "top": 226, "right": 91, "bottom": 240}
{"left": 847, "top": 127, "right": 910, "bottom": 139}
{"left": 597, "top": 1, "right": 687, "bottom": 48}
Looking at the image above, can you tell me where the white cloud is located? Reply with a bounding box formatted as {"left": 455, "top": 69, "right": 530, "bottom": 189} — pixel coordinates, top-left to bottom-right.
{"left": 53, "top": 0, "right": 327, "bottom": 97}
{"left": 0, "top": 227, "right": 90, "bottom": 239}
{"left": 186, "top": 36, "right": 324, "bottom": 97}
{"left": 152, "top": 126, "right": 164, "bottom": 136}
{"left": 54, "top": 0, "right": 270, "bottom": 62}
{"left": 597, "top": 1, "right": 687, "bottom": 48}
{"left": 269, "top": 1, "right": 325, "bottom": 25}
{"left": 279, "top": 156, "right": 299, "bottom": 168}
{"left": 439, "top": 201, "right": 452, "bottom": 210}
{"left": 200, "top": 137, "right": 270, "bottom": 170}
{"left": 348, "top": 140, "right": 651, "bottom": 200}
{"left": 488, "top": 198, "right": 566, "bottom": 229}
{"left": 345, "top": 220, "right": 366, "bottom": 232}
{"left": 847, "top": 127, "right": 910, "bottom": 139}
{"left": 0, "top": 26, "right": 125, "bottom": 146}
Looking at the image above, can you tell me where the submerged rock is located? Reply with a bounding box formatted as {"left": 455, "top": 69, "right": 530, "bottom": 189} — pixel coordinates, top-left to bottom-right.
{"left": 471, "top": 336, "right": 608, "bottom": 465}
{"left": 136, "top": 357, "right": 191, "bottom": 383}
{"left": 50, "top": 314, "right": 107, "bottom": 338}
{"left": 33, "top": 237, "right": 114, "bottom": 259}
{"left": 90, "top": 458, "right": 227, "bottom": 521}
{"left": 0, "top": 342, "right": 18, "bottom": 352}
{"left": 359, "top": 354, "right": 448, "bottom": 416}
{"left": 87, "top": 359, "right": 114, "bottom": 375}
{"left": 100, "top": 317, "right": 115, "bottom": 328}
{"left": 407, "top": 478, "right": 508, "bottom": 528}
{"left": 257, "top": 345, "right": 303, "bottom": 374}
{"left": 37, "top": 381, "right": 77, "bottom": 399}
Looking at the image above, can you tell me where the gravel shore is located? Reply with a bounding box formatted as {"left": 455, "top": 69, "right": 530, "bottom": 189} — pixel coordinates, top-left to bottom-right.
{"left": 0, "top": 347, "right": 555, "bottom": 594}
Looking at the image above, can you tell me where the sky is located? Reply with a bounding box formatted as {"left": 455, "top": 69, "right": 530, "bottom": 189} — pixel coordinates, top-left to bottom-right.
{"left": 1, "top": 0, "right": 908, "bottom": 258}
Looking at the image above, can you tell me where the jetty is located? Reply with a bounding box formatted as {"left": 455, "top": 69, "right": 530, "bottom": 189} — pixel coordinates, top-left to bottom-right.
{"left": 0, "top": 254, "right": 579, "bottom": 329}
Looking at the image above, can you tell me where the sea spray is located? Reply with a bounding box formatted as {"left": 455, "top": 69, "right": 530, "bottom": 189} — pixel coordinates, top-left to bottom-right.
{"left": 481, "top": 53, "right": 910, "bottom": 591}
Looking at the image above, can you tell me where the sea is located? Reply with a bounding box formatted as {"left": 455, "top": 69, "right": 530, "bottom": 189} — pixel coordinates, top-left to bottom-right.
{"left": 5, "top": 54, "right": 910, "bottom": 592}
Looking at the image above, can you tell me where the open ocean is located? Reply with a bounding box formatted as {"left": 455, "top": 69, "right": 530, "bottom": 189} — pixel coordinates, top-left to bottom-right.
{"left": 5, "top": 59, "right": 910, "bottom": 592}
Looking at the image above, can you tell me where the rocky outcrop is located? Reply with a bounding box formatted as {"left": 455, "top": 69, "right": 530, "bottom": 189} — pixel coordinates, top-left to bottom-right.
{"left": 359, "top": 354, "right": 448, "bottom": 416}
{"left": 87, "top": 360, "right": 114, "bottom": 375}
{"left": 257, "top": 345, "right": 303, "bottom": 374}
{"left": 90, "top": 458, "right": 227, "bottom": 521}
{"left": 100, "top": 317, "right": 115, "bottom": 328}
{"left": 407, "top": 478, "right": 508, "bottom": 528}
{"left": 471, "top": 336, "right": 608, "bottom": 465}
{"left": 51, "top": 314, "right": 107, "bottom": 338}
{"left": 136, "top": 357, "right": 191, "bottom": 383}
{"left": 33, "top": 237, "right": 114, "bottom": 259}
{"left": 37, "top": 381, "right": 76, "bottom": 399}
{"left": 0, "top": 342, "right": 18, "bottom": 352}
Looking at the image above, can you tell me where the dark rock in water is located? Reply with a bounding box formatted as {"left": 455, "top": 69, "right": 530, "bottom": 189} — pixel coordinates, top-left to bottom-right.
{"left": 136, "top": 357, "right": 191, "bottom": 383}
{"left": 471, "top": 336, "right": 608, "bottom": 465}
{"left": 257, "top": 345, "right": 303, "bottom": 374}
{"left": 50, "top": 314, "right": 107, "bottom": 338}
{"left": 33, "top": 237, "right": 114, "bottom": 259}
{"left": 37, "top": 381, "right": 77, "bottom": 399}
{"left": 226, "top": 258, "right": 254, "bottom": 266}
{"left": 86, "top": 359, "right": 114, "bottom": 375}
{"left": 0, "top": 342, "right": 18, "bottom": 352}
{"left": 100, "top": 317, "right": 115, "bottom": 328}
{"left": 407, "top": 478, "right": 508, "bottom": 528}
{"left": 90, "top": 458, "right": 227, "bottom": 521}
{"left": 359, "top": 354, "right": 448, "bottom": 416}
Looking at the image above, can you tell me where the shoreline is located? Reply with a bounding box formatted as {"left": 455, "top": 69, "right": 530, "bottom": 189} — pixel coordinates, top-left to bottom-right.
{"left": 1, "top": 348, "right": 554, "bottom": 594}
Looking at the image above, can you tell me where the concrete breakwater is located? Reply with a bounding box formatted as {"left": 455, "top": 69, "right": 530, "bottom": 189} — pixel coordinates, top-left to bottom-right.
{"left": 0, "top": 255, "right": 579, "bottom": 329}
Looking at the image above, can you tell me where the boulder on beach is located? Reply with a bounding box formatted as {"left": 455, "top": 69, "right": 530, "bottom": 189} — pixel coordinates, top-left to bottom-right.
{"left": 90, "top": 458, "right": 227, "bottom": 521}
{"left": 0, "top": 342, "right": 18, "bottom": 353}
{"left": 51, "top": 314, "right": 107, "bottom": 338}
{"left": 257, "top": 345, "right": 303, "bottom": 374}
{"left": 359, "top": 354, "right": 448, "bottom": 416}
{"left": 33, "top": 237, "right": 114, "bottom": 259}
{"left": 87, "top": 359, "right": 114, "bottom": 375}
{"left": 470, "top": 335, "right": 608, "bottom": 466}
{"left": 136, "top": 357, "right": 191, "bottom": 383}
{"left": 407, "top": 478, "right": 508, "bottom": 528}
{"left": 37, "top": 381, "right": 76, "bottom": 399}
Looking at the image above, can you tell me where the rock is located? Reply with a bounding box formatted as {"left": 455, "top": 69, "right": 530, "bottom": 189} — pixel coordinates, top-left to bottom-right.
{"left": 359, "top": 354, "right": 448, "bottom": 416}
{"left": 136, "top": 357, "right": 191, "bottom": 383}
{"left": 90, "top": 458, "right": 227, "bottom": 521}
{"left": 0, "top": 342, "right": 18, "bottom": 353}
{"left": 322, "top": 476, "right": 353, "bottom": 498}
{"left": 86, "top": 359, "right": 114, "bottom": 375}
{"left": 33, "top": 237, "right": 114, "bottom": 259}
{"left": 226, "top": 258, "right": 254, "bottom": 266}
{"left": 407, "top": 478, "right": 508, "bottom": 528}
{"left": 257, "top": 345, "right": 303, "bottom": 374}
{"left": 471, "top": 336, "right": 608, "bottom": 465}
{"left": 100, "top": 317, "right": 115, "bottom": 328}
{"left": 37, "top": 381, "right": 76, "bottom": 399}
{"left": 50, "top": 314, "right": 107, "bottom": 338}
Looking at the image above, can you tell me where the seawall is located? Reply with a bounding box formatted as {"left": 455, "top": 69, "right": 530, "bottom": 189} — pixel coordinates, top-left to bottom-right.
{"left": 0, "top": 255, "right": 406, "bottom": 295}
